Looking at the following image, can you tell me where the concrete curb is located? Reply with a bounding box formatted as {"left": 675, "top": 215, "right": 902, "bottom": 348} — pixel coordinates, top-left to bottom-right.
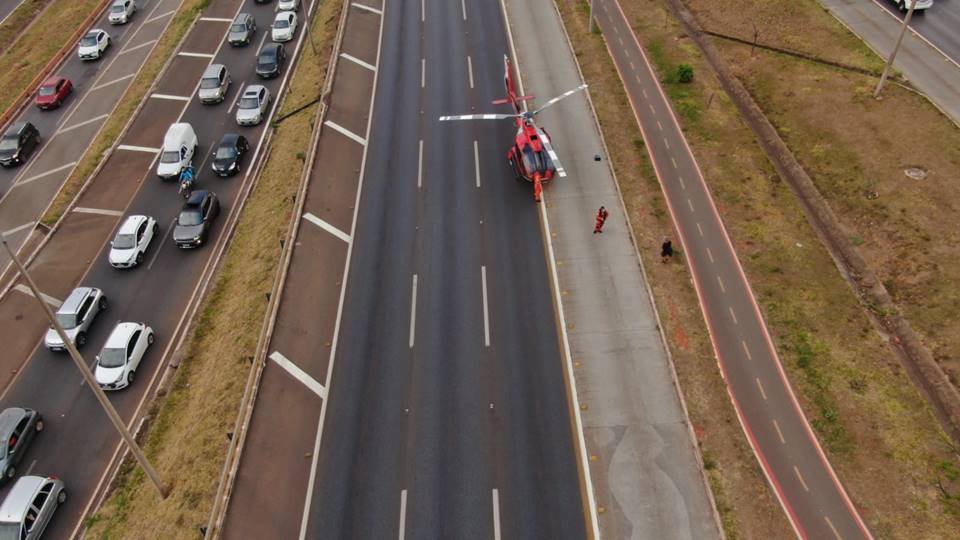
{"left": 547, "top": 1, "right": 726, "bottom": 537}
{"left": 203, "top": 1, "right": 351, "bottom": 536}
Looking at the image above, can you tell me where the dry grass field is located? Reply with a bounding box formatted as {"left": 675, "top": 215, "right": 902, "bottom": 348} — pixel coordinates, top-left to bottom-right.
{"left": 558, "top": 0, "right": 960, "bottom": 537}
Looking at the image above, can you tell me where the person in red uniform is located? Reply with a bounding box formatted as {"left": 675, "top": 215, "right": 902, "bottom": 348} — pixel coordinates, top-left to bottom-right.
{"left": 594, "top": 206, "right": 609, "bottom": 233}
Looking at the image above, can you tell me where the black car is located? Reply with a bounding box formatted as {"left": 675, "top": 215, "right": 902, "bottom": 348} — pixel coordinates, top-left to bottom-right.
{"left": 211, "top": 134, "right": 249, "bottom": 177}
{"left": 173, "top": 190, "right": 220, "bottom": 248}
{"left": 0, "top": 122, "right": 40, "bottom": 167}
{"left": 256, "top": 43, "right": 285, "bottom": 79}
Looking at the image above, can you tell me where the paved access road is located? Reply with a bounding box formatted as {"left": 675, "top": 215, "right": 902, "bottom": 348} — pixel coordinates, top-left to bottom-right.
{"left": 872, "top": 0, "right": 960, "bottom": 63}
{"left": 298, "top": 0, "right": 587, "bottom": 537}
{"left": 594, "top": 0, "right": 873, "bottom": 538}
{"left": 0, "top": 0, "right": 315, "bottom": 536}
{"left": 0, "top": 0, "right": 186, "bottom": 285}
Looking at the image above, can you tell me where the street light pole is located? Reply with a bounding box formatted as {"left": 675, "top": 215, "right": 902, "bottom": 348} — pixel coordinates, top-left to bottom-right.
{"left": 874, "top": 2, "right": 917, "bottom": 98}
{"left": 0, "top": 236, "right": 169, "bottom": 498}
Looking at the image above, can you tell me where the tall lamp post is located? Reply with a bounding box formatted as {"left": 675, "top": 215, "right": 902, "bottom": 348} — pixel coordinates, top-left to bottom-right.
{"left": 1, "top": 235, "right": 168, "bottom": 498}
{"left": 875, "top": 1, "right": 918, "bottom": 98}
{"left": 589, "top": 0, "right": 597, "bottom": 33}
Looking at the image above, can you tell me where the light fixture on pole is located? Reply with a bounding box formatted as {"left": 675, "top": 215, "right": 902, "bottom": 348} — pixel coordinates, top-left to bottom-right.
{"left": 874, "top": 2, "right": 917, "bottom": 98}
{"left": 0, "top": 235, "right": 169, "bottom": 498}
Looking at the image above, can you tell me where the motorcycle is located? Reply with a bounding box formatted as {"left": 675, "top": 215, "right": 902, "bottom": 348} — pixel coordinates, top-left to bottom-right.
{"left": 178, "top": 164, "right": 195, "bottom": 199}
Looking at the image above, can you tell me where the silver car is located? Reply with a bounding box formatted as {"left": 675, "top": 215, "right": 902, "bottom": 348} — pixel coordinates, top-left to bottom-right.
{"left": 0, "top": 476, "right": 65, "bottom": 539}
{"left": 198, "top": 64, "right": 231, "bottom": 104}
{"left": 235, "top": 85, "right": 271, "bottom": 126}
{"left": 0, "top": 408, "right": 43, "bottom": 481}
{"left": 43, "top": 287, "right": 107, "bottom": 351}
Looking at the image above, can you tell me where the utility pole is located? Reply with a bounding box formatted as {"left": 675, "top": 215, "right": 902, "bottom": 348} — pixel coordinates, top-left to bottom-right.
{"left": 589, "top": 0, "right": 597, "bottom": 33}
{"left": 1, "top": 236, "right": 169, "bottom": 498}
{"left": 875, "top": 2, "right": 917, "bottom": 98}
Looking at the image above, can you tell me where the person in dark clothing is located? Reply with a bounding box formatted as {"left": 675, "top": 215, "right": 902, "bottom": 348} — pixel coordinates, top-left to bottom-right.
{"left": 661, "top": 237, "right": 674, "bottom": 263}
{"left": 594, "top": 206, "right": 609, "bottom": 234}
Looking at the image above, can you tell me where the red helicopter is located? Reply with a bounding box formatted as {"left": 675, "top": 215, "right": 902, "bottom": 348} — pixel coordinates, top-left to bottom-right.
{"left": 440, "top": 55, "right": 587, "bottom": 202}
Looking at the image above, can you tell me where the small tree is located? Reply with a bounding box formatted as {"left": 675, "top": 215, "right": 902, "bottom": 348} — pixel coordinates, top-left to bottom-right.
{"left": 676, "top": 64, "right": 694, "bottom": 84}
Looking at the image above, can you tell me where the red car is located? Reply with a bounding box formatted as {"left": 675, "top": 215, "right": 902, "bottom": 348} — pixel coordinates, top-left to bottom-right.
{"left": 34, "top": 76, "right": 72, "bottom": 110}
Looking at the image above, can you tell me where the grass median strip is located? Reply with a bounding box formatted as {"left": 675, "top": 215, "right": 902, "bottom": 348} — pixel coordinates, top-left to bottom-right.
{"left": 82, "top": 1, "right": 342, "bottom": 536}
{"left": 559, "top": 0, "right": 960, "bottom": 537}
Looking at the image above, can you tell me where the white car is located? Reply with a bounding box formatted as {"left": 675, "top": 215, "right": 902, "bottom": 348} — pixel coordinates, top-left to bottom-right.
{"left": 95, "top": 322, "right": 154, "bottom": 390}
{"left": 271, "top": 11, "right": 297, "bottom": 42}
{"left": 108, "top": 0, "right": 136, "bottom": 24}
{"left": 78, "top": 29, "right": 111, "bottom": 61}
{"left": 109, "top": 215, "right": 158, "bottom": 268}
{"left": 892, "top": 0, "right": 933, "bottom": 12}
{"left": 235, "top": 85, "right": 272, "bottom": 126}
{"left": 278, "top": 0, "right": 300, "bottom": 11}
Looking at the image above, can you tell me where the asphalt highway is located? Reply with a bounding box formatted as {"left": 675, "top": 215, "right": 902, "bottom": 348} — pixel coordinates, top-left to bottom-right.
{"left": 303, "top": 0, "right": 585, "bottom": 538}
{"left": 0, "top": 0, "right": 185, "bottom": 285}
{"left": 0, "top": 0, "right": 313, "bottom": 536}
{"left": 0, "top": 0, "right": 28, "bottom": 25}
{"left": 595, "top": 0, "right": 873, "bottom": 538}
{"left": 873, "top": 0, "right": 960, "bottom": 63}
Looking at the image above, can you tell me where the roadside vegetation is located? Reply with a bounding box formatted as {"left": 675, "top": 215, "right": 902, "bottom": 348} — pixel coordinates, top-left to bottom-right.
{"left": 0, "top": 0, "right": 102, "bottom": 115}
{"left": 0, "top": 0, "right": 50, "bottom": 56}
{"left": 559, "top": 0, "right": 960, "bottom": 537}
{"left": 83, "top": 0, "right": 341, "bottom": 536}
{"left": 41, "top": 0, "right": 210, "bottom": 226}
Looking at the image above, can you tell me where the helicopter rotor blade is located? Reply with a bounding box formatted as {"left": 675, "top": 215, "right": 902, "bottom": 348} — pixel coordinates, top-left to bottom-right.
{"left": 537, "top": 125, "right": 567, "bottom": 178}
{"left": 531, "top": 84, "right": 588, "bottom": 116}
{"left": 439, "top": 113, "right": 517, "bottom": 121}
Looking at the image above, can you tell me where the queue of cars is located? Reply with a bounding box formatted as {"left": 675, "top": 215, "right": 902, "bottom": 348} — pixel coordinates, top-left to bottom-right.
{"left": 0, "top": 0, "right": 301, "bottom": 535}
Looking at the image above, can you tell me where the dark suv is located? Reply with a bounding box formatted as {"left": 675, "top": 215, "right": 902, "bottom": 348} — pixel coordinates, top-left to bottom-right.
{"left": 173, "top": 190, "right": 220, "bottom": 248}
{"left": 0, "top": 122, "right": 40, "bottom": 167}
{"left": 256, "top": 43, "right": 285, "bottom": 79}
{"left": 228, "top": 13, "right": 256, "bottom": 46}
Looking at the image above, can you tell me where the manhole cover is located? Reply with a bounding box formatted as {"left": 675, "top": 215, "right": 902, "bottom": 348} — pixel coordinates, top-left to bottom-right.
{"left": 904, "top": 167, "right": 927, "bottom": 180}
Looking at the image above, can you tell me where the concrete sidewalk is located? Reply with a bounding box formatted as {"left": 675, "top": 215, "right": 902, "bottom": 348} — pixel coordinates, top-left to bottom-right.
{"left": 505, "top": 1, "right": 721, "bottom": 538}
{"left": 820, "top": 0, "right": 960, "bottom": 124}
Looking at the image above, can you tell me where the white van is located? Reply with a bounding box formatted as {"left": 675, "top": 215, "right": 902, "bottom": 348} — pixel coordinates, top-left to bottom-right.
{"left": 156, "top": 123, "right": 198, "bottom": 179}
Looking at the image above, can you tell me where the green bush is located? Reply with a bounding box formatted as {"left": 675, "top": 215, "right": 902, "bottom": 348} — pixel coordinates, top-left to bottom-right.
{"left": 677, "top": 63, "right": 694, "bottom": 83}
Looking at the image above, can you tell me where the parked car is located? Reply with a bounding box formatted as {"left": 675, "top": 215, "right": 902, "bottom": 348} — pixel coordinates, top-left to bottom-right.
{"left": 0, "top": 122, "right": 40, "bottom": 168}
{"left": 278, "top": 0, "right": 300, "bottom": 11}
{"left": 255, "top": 43, "right": 285, "bottom": 79}
{"left": 271, "top": 11, "right": 297, "bottom": 42}
{"left": 0, "top": 408, "right": 43, "bottom": 481}
{"left": 892, "top": 0, "right": 932, "bottom": 12}
{"left": 34, "top": 76, "right": 72, "bottom": 110}
{"left": 197, "top": 64, "right": 231, "bottom": 104}
{"left": 94, "top": 322, "right": 154, "bottom": 390}
{"left": 173, "top": 190, "right": 220, "bottom": 248}
{"left": 0, "top": 476, "right": 65, "bottom": 540}
{"left": 228, "top": 13, "right": 256, "bottom": 46}
{"left": 109, "top": 215, "right": 159, "bottom": 268}
{"left": 235, "top": 85, "right": 271, "bottom": 126}
{"left": 156, "top": 123, "right": 198, "bottom": 179}
{"left": 211, "top": 134, "right": 249, "bottom": 177}
{"left": 108, "top": 0, "right": 136, "bottom": 24}
{"left": 43, "top": 287, "right": 107, "bottom": 351}
{"left": 77, "top": 29, "right": 110, "bottom": 60}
